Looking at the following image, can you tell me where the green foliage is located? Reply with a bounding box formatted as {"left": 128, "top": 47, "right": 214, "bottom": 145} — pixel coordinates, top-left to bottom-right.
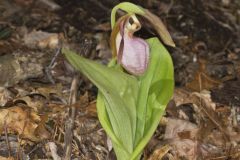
{"left": 63, "top": 2, "right": 174, "bottom": 160}
{"left": 63, "top": 38, "right": 174, "bottom": 160}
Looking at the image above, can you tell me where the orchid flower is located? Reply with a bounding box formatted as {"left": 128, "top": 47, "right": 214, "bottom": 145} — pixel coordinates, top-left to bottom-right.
{"left": 113, "top": 14, "right": 149, "bottom": 75}
{"left": 63, "top": 2, "right": 175, "bottom": 160}
{"left": 110, "top": 2, "right": 175, "bottom": 76}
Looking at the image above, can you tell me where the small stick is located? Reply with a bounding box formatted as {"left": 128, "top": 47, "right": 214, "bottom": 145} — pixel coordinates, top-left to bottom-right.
{"left": 63, "top": 74, "right": 79, "bottom": 160}
{"left": 4, "top": 121, "right": 11, "bottom": 157}
{"left": 45, "top": 46, "right": 62, "bottom": 84}
{"left": 49, "top": 47, "right": 62, "bottom": 68}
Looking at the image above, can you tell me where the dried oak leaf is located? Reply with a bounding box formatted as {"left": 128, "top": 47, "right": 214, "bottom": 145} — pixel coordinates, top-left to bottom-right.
{"left": 0, "top": 156, "right": 14, "bottom": 160}
{"left": 14, "top": 95, "right": 45, "bottom": 112}
{"left": 186, "top": 59, "right": 221, "bottom": 92}
{"left": 0, "top": 87, "right": 14, "bottom": 107}
{"left": 164, "top": 118, "right": 199, "bottom": 160}
{"left": 0, "top": 106, "right": 50, "bottom": 141}
{"left": 147, "top": 145, "right": 171, "bottom": 160}
{"left": 35, "top": 84, "right": 63, "bottom": 100}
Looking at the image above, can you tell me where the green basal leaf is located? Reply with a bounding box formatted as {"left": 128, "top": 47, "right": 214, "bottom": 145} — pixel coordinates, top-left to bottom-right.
{"left": 63, "top": 37, "right": 174, "bottom": 160}
{"left": 63, "top": 49, "right": 139, "bottom": 160}
{"left": 130, "top": 37, "right": 174, "bottom": 160}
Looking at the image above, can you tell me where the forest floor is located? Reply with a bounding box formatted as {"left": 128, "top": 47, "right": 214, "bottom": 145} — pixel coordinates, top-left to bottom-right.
{"left": 0, "top": 0, "right": 240, "bottom": 159}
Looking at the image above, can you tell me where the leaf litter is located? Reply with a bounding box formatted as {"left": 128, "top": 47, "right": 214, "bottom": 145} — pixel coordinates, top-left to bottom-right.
{"left": 0, "top": 0, "right": 240, "bottom": 159}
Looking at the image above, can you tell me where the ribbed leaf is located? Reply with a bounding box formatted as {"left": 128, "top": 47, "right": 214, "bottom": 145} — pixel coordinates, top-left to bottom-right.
{"left": 130, "top": 38, "right": 174, "bottom": 160}
{"left": 63, "top": 49, "right": 139, "bottom": 159}
{"left": 62, "top": 37, "right": 174, "bottom": 160}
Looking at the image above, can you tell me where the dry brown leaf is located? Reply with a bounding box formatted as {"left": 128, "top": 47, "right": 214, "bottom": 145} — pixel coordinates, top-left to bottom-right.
{"left": 35, "top": 83, "right": 63, "bottom": 98}
{"left": 190, "top": 92, "right": 230, "bottom": 139}
{"left": 186, "top": 59, "right": 222, "bottom": 92}
{"left": 148, "top": 145, "right": 171, "bottom": 160}
{"left": 0, "top": 156, "right": 14, "bottom": 160}
{"left": 48, "top": 103, "right": 65, "bottom": 113}
{"left": 174, "top": 90, "right": 226, "bottom": 127}
{"left": 75, "top": 93, "right": 97, "bottom": 118}
{"left": 85, "top": 102, "right": 97, "bottom": 118}
{"left": 14, "top": 96, "right": 45, "bottom": 112}
{"left": 164, "top": 118, "right": 198, "bottom": 140}
{"left": 171, "top": 88, "right": 240, "bottom": 158}
{"left": 173, "top": 89, "right": 233, "bottom": 141}
{"left": 23, "top": 30, "right": 60, "bottom": 49}
{"left": 164, "top": 118, "right": 199, "bottom": 160}
{"left": 173, "top": 88, "right": 192, "bottom": 106}
{"left": 35, "top": 114, "right": 51, "bottom": 140}
{"left": 0, "top": 106, "right": 50, "bottom": 141}
{"left": 170, "top": 139, "right": 198, "bottom": 160}
{"left": 0, "top": 87, "right": 14, "bottom": 107}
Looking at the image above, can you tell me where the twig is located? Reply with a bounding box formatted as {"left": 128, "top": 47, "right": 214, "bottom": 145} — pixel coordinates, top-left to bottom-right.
{"left": 4, "top": 121, "right": 11, "bottom": 157}
{"left": 49, "top": 47, "right": 62, "bottom": 68}
{"left": 63, "top": 74, "right": 79, "bottom": 160}
{"left": 17, "top": 111, "right": 29, "bottom": 160}
{"left": 45, "top": 46, "right": 62, "bottom": 84}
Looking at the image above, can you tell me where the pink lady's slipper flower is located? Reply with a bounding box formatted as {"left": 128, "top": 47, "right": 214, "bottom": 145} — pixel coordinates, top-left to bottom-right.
{"left": 111, "top": 14, "right": 149, "bottom": 75}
